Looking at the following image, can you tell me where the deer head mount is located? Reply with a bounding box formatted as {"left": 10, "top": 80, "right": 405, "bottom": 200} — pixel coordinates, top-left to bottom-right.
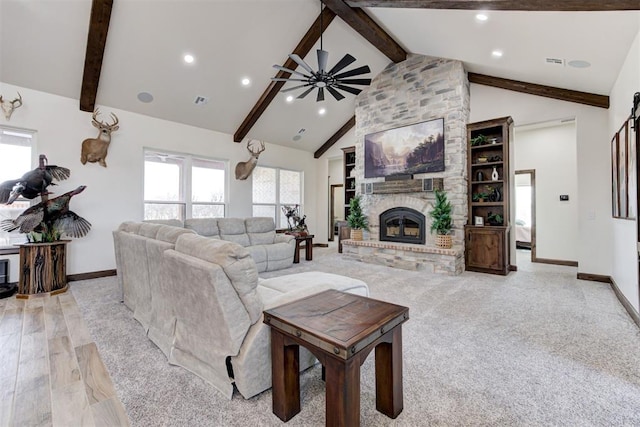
{"left": 0, "top": 92, "right": 23, "bottom": 121}
{"left": 235, "top": 140, "right": 265, "bottom": 180}
{"left": 81, "top": 109, "right": 119, "bottom": 168}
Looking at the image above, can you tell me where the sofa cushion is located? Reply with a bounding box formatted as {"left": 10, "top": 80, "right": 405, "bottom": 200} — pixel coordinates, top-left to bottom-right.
{"left": 156, "top": 225, "right": 195, "bottom": 243}
{"left": 245, "top": 217, "right": 275, "bottom": 233}
{"left": 217, "top": 218, "right": 250, "bottom": 247}
{"left": 138, "top": 223, "right": 163, "bottom": 238}
{"left": 144, "top": 219, "right": 184, "bottom": 227}
{"left": 248, "top": 231, "right": 275, "bottom": 246}
{"left": 118, "top": 221, "right": 142, "bottom": 233}
{"left": 185, "top": 218, "right": 220, "bottom": 237}
{"left": 175, "top": 234, "right": 262, "bottom": 324}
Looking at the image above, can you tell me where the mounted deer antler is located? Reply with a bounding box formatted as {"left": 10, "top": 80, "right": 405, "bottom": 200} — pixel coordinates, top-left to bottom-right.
{"left": 0, "top": 92, "right": 23, "bottom": 120}
{"left": 235, "top": 140, "right": 265, "bottom": 180}
{"left": 81, "top": 109, "right": 119, "bottom": 168}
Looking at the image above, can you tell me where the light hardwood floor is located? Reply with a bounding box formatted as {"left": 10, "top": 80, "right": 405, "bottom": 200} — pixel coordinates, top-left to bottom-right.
{"left": 0, "top": 291, "right": 129, "bottom": 427}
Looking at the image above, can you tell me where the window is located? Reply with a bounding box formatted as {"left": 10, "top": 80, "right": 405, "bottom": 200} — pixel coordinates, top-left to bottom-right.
{"left": 252, "top": 166, "right": 303, "bottom": 228}
{"left": 0, "top": 128, "right": 35, "bottom": 247}
{"left": 144, "top": 150, "right": 227, "bottom": 221}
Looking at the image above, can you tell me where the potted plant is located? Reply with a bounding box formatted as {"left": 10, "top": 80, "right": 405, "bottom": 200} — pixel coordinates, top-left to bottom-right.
{"left": 470, "top": 134, "right": 487, "bottom": 146}
{"left": 487, "top": 212, "right": 504, "bottom": 226}
{"left": 346, "top": 195, "right": 368, "bottom": 241}
{"left": 429, "top": 189, "right": 453, "bottom": 249}
{"left": 472, "top": 192, "right": 489, "bottom": 203}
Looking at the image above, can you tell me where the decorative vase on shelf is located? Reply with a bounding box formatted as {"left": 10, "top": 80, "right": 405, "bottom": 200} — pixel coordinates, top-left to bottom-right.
{"left": 476, "top": 171, "right": 484, "bottom": 182}
{"left": 491, "top": 167, "right": 499, "bottom": 181}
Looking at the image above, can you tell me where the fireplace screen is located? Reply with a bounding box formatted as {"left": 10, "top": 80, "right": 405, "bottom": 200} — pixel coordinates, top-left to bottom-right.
{"left": 380, "top": 207, "right": 425, "bottom": 244}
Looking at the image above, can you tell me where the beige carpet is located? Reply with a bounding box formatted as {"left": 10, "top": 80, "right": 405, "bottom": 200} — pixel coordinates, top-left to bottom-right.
{"left": 71, "top": 247, "right": 640, "bottom": 426}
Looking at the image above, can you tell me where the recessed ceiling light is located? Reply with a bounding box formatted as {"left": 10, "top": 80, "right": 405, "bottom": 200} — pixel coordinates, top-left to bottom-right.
{"left": 184, "top": 54, "right": 195, "bottom": 64}
{"left": 241, "top": 77, "right": 251, "bottom": 86}
{"left": 492, "top": 50, "right": 503, "bottom": 58}
{"left": 286, "top": 95, "right": 294, "bottom": 103}
{"left": 476, "top": 13, "right": 488, "bottom": 21}
{"left": 568, "top": 60, "right": 591, "bottom": 69}
{"left": 318, "top": 108, "right": 326, "bottom": 116}
{"left": 137, "top": 92, "right": 154, "bottom": 103}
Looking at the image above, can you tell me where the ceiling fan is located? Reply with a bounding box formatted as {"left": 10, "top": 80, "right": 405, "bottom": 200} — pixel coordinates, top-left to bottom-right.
{"left": 271, "top": 4, "right": 372, "bottom": 102}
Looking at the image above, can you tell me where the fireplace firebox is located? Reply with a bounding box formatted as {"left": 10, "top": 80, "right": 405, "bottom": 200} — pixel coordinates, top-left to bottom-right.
{"left": 379, "top": 207, "right": 425, "bottom": 244}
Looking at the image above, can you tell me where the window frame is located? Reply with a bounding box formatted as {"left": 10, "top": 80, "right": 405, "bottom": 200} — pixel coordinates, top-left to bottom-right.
{"left": 252, "top": 165, "right": 304, "bottom": 229}
{"left": 143, "top": 148, "right": 229, "bottom": 221}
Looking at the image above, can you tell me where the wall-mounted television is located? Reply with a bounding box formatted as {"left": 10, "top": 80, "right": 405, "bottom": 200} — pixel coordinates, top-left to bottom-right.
{"left": 364, "top": 118, "right": 445, "bottom": 179}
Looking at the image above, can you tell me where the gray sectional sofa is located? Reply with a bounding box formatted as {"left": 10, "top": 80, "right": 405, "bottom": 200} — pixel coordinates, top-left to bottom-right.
{"left": 113, "top": 221, "right": 369, "bottom": 399}
{"left": 147, "top": 217, "right": 295, "bottom": 272}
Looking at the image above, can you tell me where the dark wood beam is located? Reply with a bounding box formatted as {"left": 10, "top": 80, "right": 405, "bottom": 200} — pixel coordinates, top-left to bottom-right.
{"left": 322, "top": 0, "right": 407, "bottom": 63}
{"left": 345, "top": 1, "right": 640, "bottom": 11}
{"left": 468, "top": 73, "right": 609, "bottom": 109}
{"left": 233, "top": 9, "right": 336, "bottom": 143}
{"left": 79, "top": 0, "right": 113, "bottom": 112}
{"left": 314, "top": 116, "right": 356, "bottom": 158}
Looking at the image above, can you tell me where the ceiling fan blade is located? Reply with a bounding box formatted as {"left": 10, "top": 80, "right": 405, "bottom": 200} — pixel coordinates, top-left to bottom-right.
{"left": 317, "top": 87, "right": 325, "bottom": 102}
{"left": 326, "top": 86, "right": 345, "bottom": 101}
{"left": 335, "top": 84, "right": 363, "bottom": 95}
{"left": 273, "top": 64, "right": 311, "bottom": 78}
{"left": 317, "top": 49, "right": 329, "bottom": 73}
{"left": 335, "top": 78, "right": 372, "bottom": 86}
{"left": 271, "top": 78, "right": 308, "bottom": 82}
{"left": 333, "top": 65, "right": 371, "bottom": 80}
{"left": 289, "top": 54, "right": 315, "bottom": 74}
{"left": 297, "top": 86, "right": 316, "bottom": 99}
{"left": 281, "top": 84, "right": 312, "bottom": 93}
{"left": 328, "top": 54, "right": 356, "bottom": 75}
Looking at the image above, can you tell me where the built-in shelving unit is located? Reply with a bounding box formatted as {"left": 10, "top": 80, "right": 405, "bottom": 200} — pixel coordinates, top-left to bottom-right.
{"left": 342, "top": 146, "right": 356, "bottom": 219}
{"left": 465, "top": 117, "right": 513, "bottom": 275}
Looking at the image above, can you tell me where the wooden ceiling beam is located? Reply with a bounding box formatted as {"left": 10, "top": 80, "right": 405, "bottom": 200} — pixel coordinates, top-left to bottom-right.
{"left": 233, "top": 8, "right": 336, "bottom": 143}
{"left": 314, "top": 116, "right": 356, "bottom": 159}
{"left": 79, "top": 0, "right": 113, "bottom": 112}
{"left": 321, "top": 0, "right": 407, "bottom": 63}
{"left": 344, "top": 1, "right": 640, "bottom": 11}
{"left": 468, "top": 72, "right": 609, "bottom": 108}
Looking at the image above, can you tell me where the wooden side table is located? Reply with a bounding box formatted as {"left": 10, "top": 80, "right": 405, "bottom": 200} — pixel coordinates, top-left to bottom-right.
{"left": 16, "top": 241, "right": 69, "bottom": 298}
{"left": 291, "top": 234, "right": 314, "bottom": 263}
{"left": 264, "top": 289, "right": 409, "bottom": 426}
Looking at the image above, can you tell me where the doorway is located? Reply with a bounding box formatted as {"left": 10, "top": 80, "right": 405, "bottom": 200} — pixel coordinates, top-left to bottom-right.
{"left": 329, "top": 184, "right": 343, "bottom": 242}
{"left": 515, "top": 170, "right": 537, "bottom": 261}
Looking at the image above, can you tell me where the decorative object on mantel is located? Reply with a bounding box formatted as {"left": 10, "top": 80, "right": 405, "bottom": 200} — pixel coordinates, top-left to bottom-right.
{"left": 346, "top": 195, "right": 368, "bottom": 241}
{"left": 0, "top": 157, "right": 91, "bottom": 298}
{"left": 282, "top": 204, "right": 308, "bottom": 236}
{"left": 0, "top": 154, "right": 70, "bottom": 204}
{"left": 81, "top": 109, "right": 119, "bottom": 167}
{"left": 235, "top": 139, "right": 265, "bottom": 180}
{"left": 0, "top": 92, "right": 22, "bottom": 120}
{"left": 429, "top": 189, "right": 453, "bottom": 249}
{"left": 271, "top": 2, "right": 371, "bottom": 102}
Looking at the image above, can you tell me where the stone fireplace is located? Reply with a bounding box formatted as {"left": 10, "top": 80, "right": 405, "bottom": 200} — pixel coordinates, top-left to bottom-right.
{"left": 340, "top": 54, "right": 469, "bottom": 275}
{"left": 379, "top": 207, "right": 425, "bottom": 245}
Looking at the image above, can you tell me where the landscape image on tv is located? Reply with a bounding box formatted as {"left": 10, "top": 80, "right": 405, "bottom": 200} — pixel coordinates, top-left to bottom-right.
{"left": 364, "top": 118, "right": 445, "bottom": 178}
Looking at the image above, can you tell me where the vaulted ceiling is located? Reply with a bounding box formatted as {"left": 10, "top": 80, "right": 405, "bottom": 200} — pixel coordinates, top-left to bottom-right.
{"left": 1, "top": 1, "right": 638, "bottom": 157}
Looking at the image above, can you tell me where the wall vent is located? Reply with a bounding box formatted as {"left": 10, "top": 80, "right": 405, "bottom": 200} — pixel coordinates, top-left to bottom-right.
{"left": 193, "top": 96, "right": 209, "bottom": 105}
{"left": 545, "top": 57, "right": 565, "bottom": 66}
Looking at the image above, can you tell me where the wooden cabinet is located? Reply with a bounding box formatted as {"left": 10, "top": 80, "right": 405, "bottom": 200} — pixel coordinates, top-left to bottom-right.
{"left": 465, "top": 226, "right": 509, "bottom": 275}
{"left": 342, "top": 146, "right": 356, "bottom": 219}
{"left": 466, "top": 117, "right": 513, "bottom": 275}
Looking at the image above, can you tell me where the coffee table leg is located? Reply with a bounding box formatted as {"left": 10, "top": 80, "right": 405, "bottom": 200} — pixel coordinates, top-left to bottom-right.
{"left": 375, "top": 326, "right": 403, "bottom": 418}
{"left": 271, "top": 330, "right": 300, "bottom": 421}
{"left": 325, "top": 357, "right": 360, "bottom": 426}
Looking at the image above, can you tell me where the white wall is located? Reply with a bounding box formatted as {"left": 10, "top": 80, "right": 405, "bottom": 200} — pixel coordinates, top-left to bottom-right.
{"left": 0, "top": 82, "right": 316, "bottom": 276}
{"left": 470, "top": 84, "right": 611, "bottom": 276}
{"left": 514, "top": 122, "right": 578, "bottom": 262}
{"left": 609, "top": 30, "right": 640, "bottom": 312}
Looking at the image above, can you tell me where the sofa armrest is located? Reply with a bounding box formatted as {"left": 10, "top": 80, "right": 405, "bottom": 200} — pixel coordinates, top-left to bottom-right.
{"left": 274, "top": 234, "right": 295, "bottom": 245}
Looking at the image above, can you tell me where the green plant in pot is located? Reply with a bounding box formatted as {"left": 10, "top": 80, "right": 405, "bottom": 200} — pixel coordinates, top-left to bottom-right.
{"left": 472, "top": 192, "right": 489, "bottom": 203}
{"left": 429, "top": 189, "right": 453, "bottom": 249}
{"left": 487, "top": 212, "right": 504, "bottom": 226}
{"left": 346, "top": 195, "right": 369, "bottom": 241}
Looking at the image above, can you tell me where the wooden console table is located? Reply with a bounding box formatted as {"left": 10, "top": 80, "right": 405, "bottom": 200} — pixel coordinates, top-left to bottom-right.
{"left": 264, "top": 289, "right": 409, "bottom": 425}
{"left": 17, "top": 241, "right": 69, "bottom": 298}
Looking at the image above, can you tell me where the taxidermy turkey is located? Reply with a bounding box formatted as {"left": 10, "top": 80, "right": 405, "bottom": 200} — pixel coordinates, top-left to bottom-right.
{"left": 0, "top": 185, "right": 91, "bottom": 238}
{"left": 0, "top": 154, "right": 70, "bottom": 204}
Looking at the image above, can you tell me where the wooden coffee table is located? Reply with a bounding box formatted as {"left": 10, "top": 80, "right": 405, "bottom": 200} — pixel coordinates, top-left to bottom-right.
{"left": 264, "top": 289, "right": 409, "bottom": 426}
